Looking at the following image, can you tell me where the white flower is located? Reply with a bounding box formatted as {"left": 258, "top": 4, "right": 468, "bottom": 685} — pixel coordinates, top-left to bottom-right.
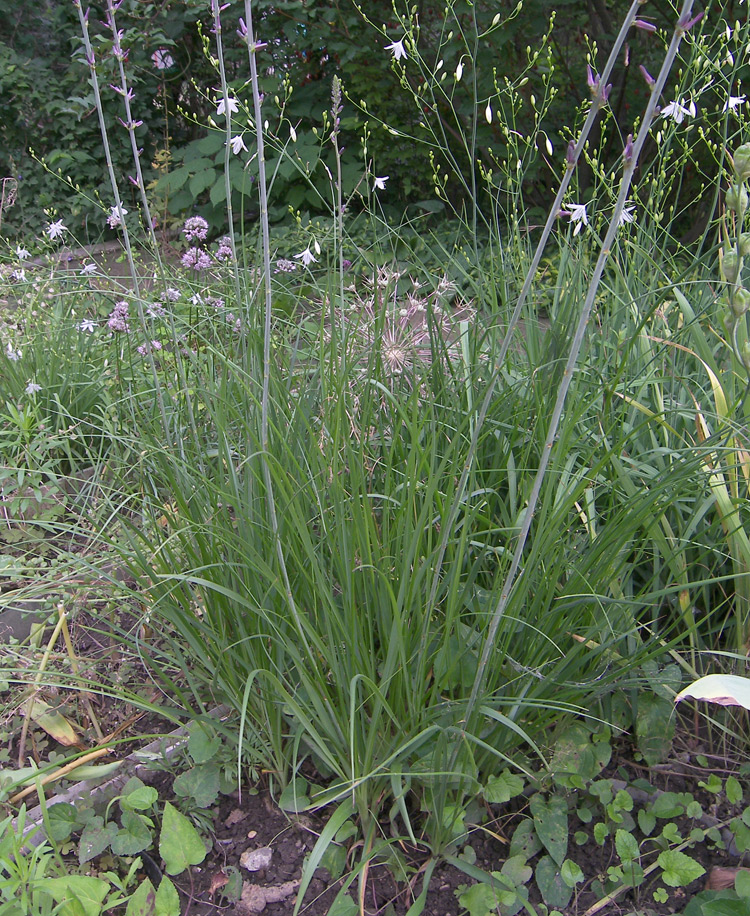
{"left": 16, "top": 246, "right": 30, "bottom": 260}
{"left": 294, "top": 247, "right": 317, "bottom": 266}
{"left": 5, "top": 342, "right": 21, "bottom": 361}
{"left": 564, "top": 202, "right": 589, "bottom": 235}
{"left": 661, "top": 98, "right": 696, "bottom": 124}
{"left": 216, "top": 97, "right": 239, "bottom": 117}
{"left": 385, "top": 38, "right": 407, "bottom": 61}
{"left": 80, "top": 263, "right": 98, "bottom": 276}
{"left": 78, "top": 319, "right": 96, "bottom": 333}
{"left": 373, "top": 176, "right": 389, "bottom": 191}
{"left": 46, "top": 219, "right": 67, "bottom": 240}
{"left": 619, "top": 204, "right": 636, "bottom": 225}
{"left": 11, "top": 269, "right": 26, "bottom": 282}
{"left": 107, "top": 205, "right": 127, "bottom": 229}
{"left": 151, "top": 49, "right": 174, "bottom": 70}
{"left": 724, "top": 95, "right": 747, "bottom": 112}
{"left": 25, "top": 381, "right": 41, "bottom": 395}
{"left": 229, "top": 135, "right": 248, "bottom": 154}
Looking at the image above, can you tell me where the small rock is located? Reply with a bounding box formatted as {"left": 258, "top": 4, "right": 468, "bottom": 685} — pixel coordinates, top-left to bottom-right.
{"left": 240, "top": 846, "right": 273, "bottom": 872}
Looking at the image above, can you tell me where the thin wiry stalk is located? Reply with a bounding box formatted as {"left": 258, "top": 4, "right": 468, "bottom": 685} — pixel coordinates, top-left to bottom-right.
{"left": 464, "top": 0, "right": 697, "bottom": 727}
{"left": 241, "top": 1, "right": 310, "bottom": 654}
{"left": 211, "top": 0, "right": 243, "bottom": 310}
{"left": 74, "top": 0, "right": 169, "bottom": 441}
{"left": 425, "top": 0, "right": 645, "bottom": 633}
{"left": 105, "top": 0, "right": 200, "bottom": 456}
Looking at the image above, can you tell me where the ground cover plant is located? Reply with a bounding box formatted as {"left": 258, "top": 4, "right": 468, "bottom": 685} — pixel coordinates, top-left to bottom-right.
{"left": 2, "top": 0, "right": 750, "bottom": 914}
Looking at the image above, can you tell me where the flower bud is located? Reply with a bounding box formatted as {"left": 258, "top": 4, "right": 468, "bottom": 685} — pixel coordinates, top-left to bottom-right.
{"left": 722, "top": 250, "right": 741, "bottom": 283}
{"left": 722, "top": 312, "right": 735, "bottom": 336}
{"left": 742, "top": 341, "right": 750, "bottom": 372}
{"left": 726, "top": 183, "right": 749, "bottom": 215}
{"left": 740, "top": 233, "right": 750, "bottom": 257}
{"left": 732, "top": 287, "right": 750, "bottom": 315}
{"left": 733, "top": 143, "right": 750, "bottom": 181}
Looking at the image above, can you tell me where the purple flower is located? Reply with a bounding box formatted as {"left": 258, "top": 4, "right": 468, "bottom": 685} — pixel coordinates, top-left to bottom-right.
{"left": 182, "top": 216, "right": 209, "bottom": 242}
{"left": 274, "top": 258, "right": 297, "bottom": 273}
{"left": 182, "top": 247, "right": 213, "bottom": 271}
{"left": 107, "top": 300, "right": 131, "bottom": 332}
{"left": 214, "top": 236, "right": 234, "bottom": 261}
{"left": 163, "top": 287, "right": 181, "bottom": 301}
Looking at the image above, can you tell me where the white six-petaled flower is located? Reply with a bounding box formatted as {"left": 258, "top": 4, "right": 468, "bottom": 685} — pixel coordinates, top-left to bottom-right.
{"left": 16, "top": 246, "right": 30, "bottom": 260}
{"left": 619, "top": 204, "right": 636, "bottom": 225}
{"left": 79, "top": 319, "right": 96, "bottom": 333}
{"left": 564, "top": 202, "right": 589, "bottom": 235}
{"left": 724, "top": 95, "right": 747, "bottom": 112}
{"left": 46, "top": 219, "right": 67, "bottom": 240}
{"left": 107, "top": 205, "right": 127, "bottom": 229}
{"left": 229, "top": 135, "right": 248, "bottom": 154}
{"left": 385, "top": 38, "right": 407, "bottom": 61}
{"left": 661, "top": 98, "right": 696, "bottom": 124}
{"left": 216, "top": 97, "right": 239, "bottom": 117}
{"left": 373, "top": 176, "right": 389, "bottom": 191}
{"left": 80, "top": 263, "right": 98, "bottom": 276}
{"left": 295, "top": 247, "right": 317, "bottom": 267}
{"left": 25, "top": 381, "right": 42, "bottom": 395}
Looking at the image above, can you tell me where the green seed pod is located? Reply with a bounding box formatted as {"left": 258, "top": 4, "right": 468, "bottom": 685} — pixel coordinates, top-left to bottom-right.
{"left": 722, "top": 250, "right": 741, "bottom": 283}
{"left": 727, "top": 184, "right": 749, "bottom": 215}
{"left": 740, "top": 233, "right": 750, "bottom": 257}
{"left": 742, "top": 341, "right": 750, "bottom": 372}
{"left": 734, "top": 144, "right": 750, "bottom": 181}
{"left": 732, "top": 288, "right": 750, "bottom": 315}
{"left": 723, "top": 312, "right": 736, "bottom": 336}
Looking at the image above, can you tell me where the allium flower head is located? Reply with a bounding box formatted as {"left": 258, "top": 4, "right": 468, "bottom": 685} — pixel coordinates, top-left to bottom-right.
{"left": 107, "top": 300, "right": 131, "bottom": 333}
{"left": 182, "top": 247, "right": 213, "bottom": 271}
{"left": 182, "top": 215, "right": 209, "bottom": 242}
{"left": 214, "top": 236, "right": 234, "bottom": 261}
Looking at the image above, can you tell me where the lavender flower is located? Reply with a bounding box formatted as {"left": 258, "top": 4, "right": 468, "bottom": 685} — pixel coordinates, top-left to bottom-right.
{"left": 164, "top": 287, "right": 181, "bottom": 301}
{"left": 182, "top": 216, "right": 209, "bottom": 242}
{"left": 107, "top": 300, "right": 131, "bottom": 332}
{"left": 25, "top": 381, "right": 42, "bottom": 395}
{"left": 182, "top": 247, "right": 213, "bottom": 271}
{"left": 274, "top": 258, "right": 297, "bottom": 273}
{"left": 214, "top": 236, "right": 234, "bottom": 261}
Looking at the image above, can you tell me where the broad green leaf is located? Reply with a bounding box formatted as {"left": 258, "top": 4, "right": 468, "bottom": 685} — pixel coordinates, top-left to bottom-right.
{"left": 47, "top": 802, "right": 80, "bottom": 842}
{"left": 549, "top": 722, "right": 599, "bottom": 781}
{"left": 121, "top": 785, "right": 158, "bottom": 811}
{"left": 43, "top": 876, "right": 109, "bottom": 916}
{"left": 483, "top": 770, "right": 524, "bottom": 804}
{"left": 683, "top": 889, "right": 747, "bottom": 916}
{"left": 657, "top": 848, "right": 705, "bottom": 887}
{"left": 727, "top": 776, "right": 743, "bottom": 806}
{"left": 187, "top": 722, "right": 222, "bottom": 764}
{"left": 500, "top": 855, "right": 532, "bottom": 886}
{"left": 79, "top": 816, "right": 118, "bottom": 865}
{"left": 125, "top": 879, "right": 156, "bottom": 916}
{"left": 560, "top": 859, "right": 584, "bottom": 887}
{"left": 636, "top": 694, "right": 674, "bottom": 766}
{"left": 173, "top": 764, "right": 220, "bottom": 808}
{"left": 529, "top": 794, "right": 568, "bottom": 865}
{"left": 535, "top": 855, "right": 572, "bottom": 909}
{"left": 509, "top": 819, "right": 542, "bottom": 860}
{"left": 159, "top": 802, "right": 206, "bottom": 876}
{"left": 615, "top": 828, "right": 639, "bottom": 865}
{"left": 278, "top": 777, "right": 310, "bottom": 813}
{"left": 111, "top": 811, "right": 153, "bottom": 856}
{"left": 325, "top": 894, "right": 359, "bottom": 916}
{"left": 155, "top": 877, "right": 180, "bottom": 915}
{"left": 457, "top": 882, "right": 499, "bottom": 916}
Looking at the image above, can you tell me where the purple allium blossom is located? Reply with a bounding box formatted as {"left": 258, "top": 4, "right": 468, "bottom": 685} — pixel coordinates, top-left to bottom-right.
{"left": 214, "top": 236, "right": 234, "bottom": 261}
{"left": 138, "top": 339, "right": 163, "bottom": 356}
{"left": 163, "top": 287, "right": 181, "bottom": 301}
{"left": 147, "top": 302, "right": 166, "bottom": 318}
{"left": 107, "top": 300, "right": 131, "bottom": 332}
{"left": 274, "top": 258, "right": 297, "bottom": 273}
{"left": 182, "top": 247, "right": 213, "bottom": 271}
{"left": 182, "top": 216, "right": 209, "bottom": 242}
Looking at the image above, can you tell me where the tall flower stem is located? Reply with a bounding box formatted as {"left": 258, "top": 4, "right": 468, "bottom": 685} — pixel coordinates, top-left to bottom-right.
{"left": 463, "top": 0, "right": 696, "bottom": 731}
{"left": 241, "top": 1, "right": 310, "bottom": 655}
{"left": 74, "top": 0, "right": 169, "bottom": 441}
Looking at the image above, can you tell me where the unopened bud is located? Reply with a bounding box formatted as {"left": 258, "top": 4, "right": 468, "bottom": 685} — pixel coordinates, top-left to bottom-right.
{"left": 726, "top": 183, "right": 748, "bottom": 215}
{"left": 732, "top": 287, "right": 750, "bottom": 316}
{"left": 722, "top": 250, "right": 741, "bottom": 283}
{"left": 740, "top": 232, "right": 750, "bottom": 256}
{"left": 742, "top": 341, "right": 750, "bottom": 372}
{"left": 733, "top": 143, "right": 750, "bottom": 181}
